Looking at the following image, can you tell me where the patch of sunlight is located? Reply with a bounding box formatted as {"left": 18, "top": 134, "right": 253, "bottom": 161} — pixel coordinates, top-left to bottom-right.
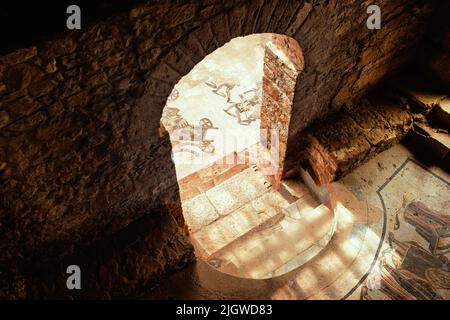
{"left": 336, "top": 201, "right": 355, "bottom": 227}
{"left": 340, "top": 236, "right": 362, "bottom": 257}
{"left": 317, "top": 251, "right": 345, "bottom": 273}
{"left": 294, "top": 267, "right": 318, "bottom": 291}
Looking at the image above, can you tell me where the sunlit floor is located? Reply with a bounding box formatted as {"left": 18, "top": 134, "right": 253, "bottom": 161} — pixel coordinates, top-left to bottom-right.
{"left": 146, "top": 144, "right": 450, "bottom": 300}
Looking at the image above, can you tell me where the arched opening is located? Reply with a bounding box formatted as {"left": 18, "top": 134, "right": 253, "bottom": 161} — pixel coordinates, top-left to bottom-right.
{"left": 160, "top": 34, "right": 335, "bottom": 280}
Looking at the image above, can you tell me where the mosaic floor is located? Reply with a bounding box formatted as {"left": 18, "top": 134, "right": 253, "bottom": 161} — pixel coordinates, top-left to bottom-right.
{"left": 147, "top": 144, "right": 450, "bottom": 300}
{"left": 347, "top": 145, "right": 450, "bottom": 300}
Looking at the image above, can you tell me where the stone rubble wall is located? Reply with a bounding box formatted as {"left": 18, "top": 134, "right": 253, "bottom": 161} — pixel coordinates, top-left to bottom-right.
{"left": 285, "top": 92, "right": 414, "bottom": 184}
{"left": 417, "top": 0, "right": 450, "bottom": 88}
{"left": 0, "top": 0, "right": 435, "bottom": 298}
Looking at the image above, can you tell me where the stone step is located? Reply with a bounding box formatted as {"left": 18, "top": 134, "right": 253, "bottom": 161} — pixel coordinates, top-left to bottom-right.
{"left": 281, "top": 179, "right": 311, "bottom": 199}
{"left": 429, "top": 97, "right": 450, "bottom": 131}
{"left": 209, "top": 204, "right": 334, "bottom": 279}
{"left": 269, "top": 207, "right": 337, "bottom": 278}
{"left": 388, "top": 74, "right": 448, "bottom": 113}
{"left": 204, "top": 213, "right": 286, "bottom": 270}
{"left": 283, "top": 193, "right": 320, "bottom": 220}
{"left": 192, "top": 190, "right": 290, "bottom": 256}
{"left": 179, "top": 163, "right": 249, "bottom": 202}
{"left": 404, "top": 122, "right": 450, "bottom": 171}
{"left": 178, "top": 151, "right": 252, "bottom": 202}
{"left": 182, "top": 165, "right": 271, "bottom": 232}
{"left": 203, "top": 166, "right": 272, "bottom": 216}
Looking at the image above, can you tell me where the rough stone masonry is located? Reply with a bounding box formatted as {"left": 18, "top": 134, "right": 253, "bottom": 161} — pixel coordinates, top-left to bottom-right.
{"left": 0, "top": 0, "right": 439, "bottom": 298}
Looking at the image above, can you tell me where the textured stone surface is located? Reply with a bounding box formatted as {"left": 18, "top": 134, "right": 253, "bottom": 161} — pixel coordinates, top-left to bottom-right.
{"left": 260, "top": 43, "right": 301, "bottom": 189}
{"left": 0, "top": 0, "right": 436, "bottom": 298}
{"left": 0, "top": 208, "right": 194, "bottom": 299}
{"left": 205, "top": 167, "right": 269, "bottom": 216}
{"left": 403, "top": 122, "right": 450, "bottom": 172}
{"left": 429, "top": 98, "right": 450, "bottom": 131}
{"left": 286, "top": 93, "right": 414, "bottom": 183}
{"left": 418, "top": 0, "right": 450, "bottom": 88}
{"left": 297, "top": 135, "right": 338, "bottom": 186}
{"left": 181, "top": 194, "right": 219, "bottom": 233}
{"left": 389, "top": 74, "right": 448, "bottom": 114}
{"left": 144, "top": 144, "right": 449, "bottom": 300}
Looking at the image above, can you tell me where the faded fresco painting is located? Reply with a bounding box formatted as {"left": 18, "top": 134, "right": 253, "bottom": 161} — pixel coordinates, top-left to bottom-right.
{"left": 161, "top": 34, "right": 271, "bottom": 179}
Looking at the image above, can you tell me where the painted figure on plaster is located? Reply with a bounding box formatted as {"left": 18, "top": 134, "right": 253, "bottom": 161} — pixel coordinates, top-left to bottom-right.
{"left": 211, "top": 80, "right": 261, "bottom": 125}
{"left": 161, "top": 107, "right": 218, "bottom": 156}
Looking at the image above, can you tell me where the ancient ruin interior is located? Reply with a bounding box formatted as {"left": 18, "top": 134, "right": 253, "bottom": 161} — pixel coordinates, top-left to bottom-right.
{"left": 0, "top": 1, "right": 449, "bottom": 301}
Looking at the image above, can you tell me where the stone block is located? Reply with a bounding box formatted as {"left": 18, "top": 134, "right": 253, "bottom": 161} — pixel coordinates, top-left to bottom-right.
{"left": 0, "top": 47, "right": 37, "bottom": 66}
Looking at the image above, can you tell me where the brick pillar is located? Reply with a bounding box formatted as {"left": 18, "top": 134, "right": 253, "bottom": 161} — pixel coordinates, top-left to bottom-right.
{"left": 260, "top": 44, "right": 299, "bottom": 190}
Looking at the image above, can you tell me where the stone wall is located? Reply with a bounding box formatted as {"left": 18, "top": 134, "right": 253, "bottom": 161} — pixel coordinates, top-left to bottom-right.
{"left": 418, "top": 0, "right": 450, "bottom": 87}
{"left": 285, "top": 91, "right": 414, "bottom": 184}
{"left": 0, "top": 0, "right": 435, "bottom": 298}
